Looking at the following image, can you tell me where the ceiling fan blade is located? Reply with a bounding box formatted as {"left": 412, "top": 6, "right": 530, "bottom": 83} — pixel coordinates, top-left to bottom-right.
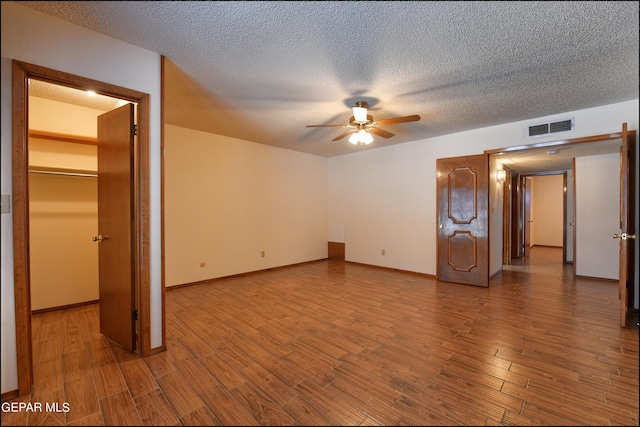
{"left": 332, "top": 130, "right": 355, "bottom": 141}
{"left": 374, "top": 115, "right": 421, "bottom": 126}
{"left": 306, "top": 124, "right": 349, "bottom": 128}
{"left": 368, "top": 127, "right": 395, "bottom": 138}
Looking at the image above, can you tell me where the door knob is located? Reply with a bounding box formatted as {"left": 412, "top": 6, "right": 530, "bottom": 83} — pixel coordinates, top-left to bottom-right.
{"left": 613, "top": 233, "right": 636, "bottom": 240}
{"left": 92, "top": 235, "right": 107, "bottom": 242}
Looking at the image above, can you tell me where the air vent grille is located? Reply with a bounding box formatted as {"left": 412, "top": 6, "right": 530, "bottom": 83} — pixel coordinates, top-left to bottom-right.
{"left": 528, "top": 118, "right": 574, "bottom": 137}
{"left": 550, "top": 119, "right": 573, "bottom": 133}
{"left": 529, "top": 123, "right": 549, "bottom": 137}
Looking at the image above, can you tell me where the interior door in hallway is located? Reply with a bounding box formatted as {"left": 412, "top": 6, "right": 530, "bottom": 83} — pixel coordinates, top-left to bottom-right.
{"left": 436, "top": 154, "right": 489, "bottom": 287}
{"left": 523, "top": 177, "right": 532, "bottom": 259}
{"left": 616, "top": 123, "right": 636, "bottom": 327}
{"left": 97, "top": 103, "right": 136, "bottom": 352}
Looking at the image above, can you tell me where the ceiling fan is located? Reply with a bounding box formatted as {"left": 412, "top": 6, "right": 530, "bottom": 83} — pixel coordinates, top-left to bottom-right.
{"left": 306, "top": 101, "right": 421, "bottom": 145}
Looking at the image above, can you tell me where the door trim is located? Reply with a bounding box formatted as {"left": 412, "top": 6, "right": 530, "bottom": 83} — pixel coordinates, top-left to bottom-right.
{"left": 486, "top": 126, "right": 635, "bottom": 326}
{"left": 516, "top": 171, "right": 568, "bottom": 261}
{"left": 488, "top": 132, "right": 628, "bottom": 267}
{"left": 11, "top": 60, "right": 153, "bottom": 396}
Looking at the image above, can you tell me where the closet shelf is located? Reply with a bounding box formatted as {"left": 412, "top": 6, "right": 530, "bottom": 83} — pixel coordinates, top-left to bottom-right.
{"left": 29, "top": 167, "right": 97, "bottom": 178}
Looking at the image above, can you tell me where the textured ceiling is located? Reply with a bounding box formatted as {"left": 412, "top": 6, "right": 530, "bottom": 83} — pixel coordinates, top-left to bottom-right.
{"left": 17, "top": 1, "right": 638, "bottom": 160}
{"left": 29, "top": 79, "right": 125, "bottom": 111}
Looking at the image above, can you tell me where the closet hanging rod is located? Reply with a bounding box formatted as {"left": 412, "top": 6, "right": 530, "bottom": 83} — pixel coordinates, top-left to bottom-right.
{"left": 28, "top": 169, "right": 97, "bottom": 178}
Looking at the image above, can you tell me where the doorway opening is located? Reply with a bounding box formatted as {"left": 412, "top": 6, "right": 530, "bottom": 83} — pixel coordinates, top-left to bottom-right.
{"left": 28, "top": 79, "right": 131, "bottom": 314}
{"left": 508, "top": 172, "right": 569, "bottom": 265}
{"left": 487, "top": 127, "right": 637, "bottom": 327}
{"left": 11, "top": 60, "right": 152, "bottom": 396}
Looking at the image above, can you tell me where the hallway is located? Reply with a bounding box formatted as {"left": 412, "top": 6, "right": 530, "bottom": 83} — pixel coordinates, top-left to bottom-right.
{"left": 504, "top": 246, "right": 639, "bottom": 330}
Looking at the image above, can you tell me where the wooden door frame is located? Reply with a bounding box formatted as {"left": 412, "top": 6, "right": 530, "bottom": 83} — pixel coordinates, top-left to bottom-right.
{"left": 490, "top": 131, "right": 631, "bottom": 264}
{"left": 508, "top": 170, "right": 521, "bottom": 262}
{"left": 503, "top": 170, "right": 570, "bottom": 264}
{"left": 518, "top": 171, "right": 568, "bottom": 260}
{"left": 501, "top": 168, "right": 512, "bottom": 265}
{"left": 523, "top": 176, "right": 532, "bottom": 259}
{"left": 488, "top": 127, "right": 635, "bottom": 324}
{"left": 11, "top": 60, "right": 152, "bottom": 396}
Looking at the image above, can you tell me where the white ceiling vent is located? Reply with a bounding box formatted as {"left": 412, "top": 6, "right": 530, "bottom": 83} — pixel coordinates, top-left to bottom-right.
{"left": 527, "top": 118, "right": 574, "bottom": 138}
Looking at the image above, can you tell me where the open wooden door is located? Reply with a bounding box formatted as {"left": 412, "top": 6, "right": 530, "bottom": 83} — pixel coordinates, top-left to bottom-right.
{"left": 615, "top": 123, "right": 635, "bottom": 327}
{"left": 437, "top": 154, "right": 489, "bottom": 287}
{"left": 510, "top": 174, "right": 520, "bottom": 260}
{"left": 96, "top": 103, "right": 136, "bottom": 351}
{"left": 523, "top": 177, "right": 532, "bottom": 259}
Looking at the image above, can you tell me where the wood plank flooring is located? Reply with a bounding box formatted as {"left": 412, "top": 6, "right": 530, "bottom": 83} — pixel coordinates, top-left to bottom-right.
{"left": 2, "top": 247, "right": 638, "bottom": 425}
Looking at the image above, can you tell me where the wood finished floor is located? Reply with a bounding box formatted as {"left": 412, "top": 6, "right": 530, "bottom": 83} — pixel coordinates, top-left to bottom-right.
{"left": 2, "top": 247, "right": 638, "bottom": 426}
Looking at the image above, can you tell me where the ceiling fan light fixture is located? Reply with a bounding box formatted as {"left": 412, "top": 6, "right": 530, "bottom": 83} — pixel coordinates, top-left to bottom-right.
{"left": 352, "top": 106, "right": 368, "bottom": 124}
{"left": 306, "top": 100, "right": 418, "bottom": 144}
{"left": 352, "top": 101, "right": 369, "bottom": 124}
{"left": 360, "top": 130, "right": 373, "bottom": 144}
{"left": 349, "top": 129, "right": 374, "bottom": 145}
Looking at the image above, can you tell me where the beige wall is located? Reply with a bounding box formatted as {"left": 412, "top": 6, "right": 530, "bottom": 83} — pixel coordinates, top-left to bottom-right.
{"left": 29, "top": 173, "right": 98, "bottom": 310}
{"left": 164, "top": 125, "right": 328, "bottom": 286}
{"left": 531, "top": 174, "right": 564, "bottom": 247}
{"left": 28, "top": 137, "right": 99, "bottom": 311}
{"left": 489, "top": 154, "right": 504, "bottom": 274}
{"left": 29, "top": 96, "right": 105, "bottom": 138}
{"left": 29, "top": 136, "right": 98, "bottom": 171}
{"left": 28, "top": 100, "right": 102, "bottom": 311}
{"left": 575, "top": 153, "right": 620, "bottom": 280}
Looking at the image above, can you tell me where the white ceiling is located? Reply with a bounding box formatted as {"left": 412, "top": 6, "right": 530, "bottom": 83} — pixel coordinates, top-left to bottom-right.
{"left": 18, "top": 1, "right": 638, "bottom": 162}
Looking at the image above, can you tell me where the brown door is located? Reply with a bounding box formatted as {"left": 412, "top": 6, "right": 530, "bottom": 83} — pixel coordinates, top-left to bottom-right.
{"left": 96, "top": 103, "right": 136, "bottom": 351}
{"left": 437, "top": 154, "right": 489, "bottom": 287}
{"left": 510, "top": 174, "right": 520, "bottom": 260}
{"left": 523, "top": 177, "right": 532, "bottom": 258}
{"left": 615, "top": 123, "right": 635, "bottom": 327}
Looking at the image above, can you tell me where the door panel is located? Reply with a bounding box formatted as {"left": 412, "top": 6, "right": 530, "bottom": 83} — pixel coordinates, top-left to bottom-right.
{"left": 97, "top": 103, "right": 136, "bottom": 351}
{"left": 510, "top": 174, "right": 520, "bottom": 260}
{"left": 616, "top": 123, "right": 633, "bottom": 327}
{"left": 437, "top": 154, "right": 489, "bottom": 287}
{"left": 523, "top": 177, "right": 532, "bottom": 259}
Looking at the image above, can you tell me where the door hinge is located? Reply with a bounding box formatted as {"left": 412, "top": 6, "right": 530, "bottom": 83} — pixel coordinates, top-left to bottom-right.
{"left": 132, "top": 309, "right": 138, "bottom": 321}
{"left": 131, "top": 124, "right": 138, "bottom": 136}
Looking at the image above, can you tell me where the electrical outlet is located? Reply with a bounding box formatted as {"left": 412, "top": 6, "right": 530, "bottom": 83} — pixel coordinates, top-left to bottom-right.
{"left": 381, "top": 249, "right": 385, "bottom": 256}
{"left": 261, "top": 251, "right": 265, "bottom": 258}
